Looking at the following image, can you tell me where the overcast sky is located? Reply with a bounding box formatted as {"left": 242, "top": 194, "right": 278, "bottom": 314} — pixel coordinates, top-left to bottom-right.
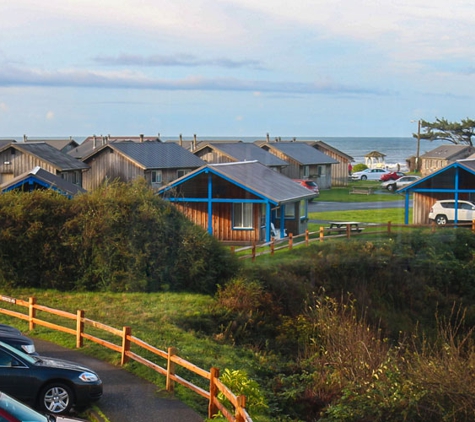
{"left": 1, "top": 0, "right": 474, "bottom": 138}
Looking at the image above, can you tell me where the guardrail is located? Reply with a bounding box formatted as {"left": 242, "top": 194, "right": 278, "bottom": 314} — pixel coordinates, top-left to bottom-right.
{"left": 0, "top": 295, "right": 253, "bottom": 422}
{"left": 233, "top": 221, "right": 475, "bottom": 260}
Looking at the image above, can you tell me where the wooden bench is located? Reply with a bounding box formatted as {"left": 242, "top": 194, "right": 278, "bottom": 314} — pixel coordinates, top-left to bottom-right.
{"left": 350, "top": 187, "right": 373, "bottom": 195}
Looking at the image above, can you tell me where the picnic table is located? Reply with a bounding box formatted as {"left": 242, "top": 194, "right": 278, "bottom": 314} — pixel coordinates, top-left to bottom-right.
{"left": 326, "top": 221, "right": 364, "bottom": 234}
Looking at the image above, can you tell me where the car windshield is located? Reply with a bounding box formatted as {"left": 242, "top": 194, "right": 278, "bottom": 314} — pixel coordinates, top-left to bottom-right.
{"left": 305, "top": 182, "right": 317, "bottom": 187}
{"left": 0, "top": 392, "right": 48, "bottom": 422}
{"left": 0, "top": 340, "right": 38, "bottom": 364}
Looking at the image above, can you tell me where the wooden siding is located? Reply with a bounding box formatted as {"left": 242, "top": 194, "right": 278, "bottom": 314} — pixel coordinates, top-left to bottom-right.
{"left": 174, "top": 202, "right": 261, "bottom": 243}
{"left": 313, "top": 146, "right": 348, "bottom": 187}
{"left": 194, "top": 147, "right": 234, "bottom": 164}
{"left": 0, "top": 147, "right": 82, "bottom": 186}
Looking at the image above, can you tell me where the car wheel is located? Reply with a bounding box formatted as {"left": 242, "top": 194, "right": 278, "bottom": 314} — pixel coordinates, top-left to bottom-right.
{"left": 435, "top": 215, "right": 448, "bottom": 225}
{"left": 39, "top": 383, "right": 74, "bottom": 414}
{"left": 387, "top": 184, "right": 396, "bottom": 191}
{"left": 361, "top": 175, "right": 367, "bottom": 180}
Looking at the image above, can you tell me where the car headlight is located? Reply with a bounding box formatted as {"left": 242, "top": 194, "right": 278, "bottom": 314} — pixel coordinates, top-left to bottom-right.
{"left": 79, "top": 372, "right": 99, "bottom": 382}
{"left": 21, "top": 344, "right": 36, "bottom": 354}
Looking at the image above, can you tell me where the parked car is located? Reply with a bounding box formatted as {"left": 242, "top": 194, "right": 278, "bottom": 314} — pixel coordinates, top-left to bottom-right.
{"left": 351, "top": 168, "right": 390, "bottom": 181}
{"left": 428, "top": 199, "right": 475, "bottom": 225}
{"left": 293, "top": 179, "right": 320, "bottom": 197}
{"left": 0, "top": 340, "right": 102, "bottom": 414}
{"left": 0, "top": 325, "right": 37, "bottom": 355}
{"left": 380, "top": 171, "right": 405, "bottom": 181}
{"left": 0, "top": 390, "right": 86, "bottom": 422}
{"left": 381, "top": 175, "right": 421, "bottom": 192}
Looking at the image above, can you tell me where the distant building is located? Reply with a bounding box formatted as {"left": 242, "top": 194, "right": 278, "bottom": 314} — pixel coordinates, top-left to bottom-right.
{"left": 419, "top": 145, "right": 475, "bottom": 177}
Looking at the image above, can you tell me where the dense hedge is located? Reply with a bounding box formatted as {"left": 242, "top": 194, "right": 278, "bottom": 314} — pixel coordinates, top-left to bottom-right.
{"left": 0, "top": 180, "right": 237, "bottom": 293}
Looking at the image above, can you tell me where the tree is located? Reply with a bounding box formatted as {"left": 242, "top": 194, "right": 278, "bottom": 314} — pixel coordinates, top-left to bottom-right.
{"left": 418, "top": 117, "right": 475, "bottom": 146}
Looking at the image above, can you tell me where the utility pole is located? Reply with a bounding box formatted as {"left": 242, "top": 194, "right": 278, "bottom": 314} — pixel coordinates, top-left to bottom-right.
{"left": 415, "top": 119, "right": 421, "bottom": 172}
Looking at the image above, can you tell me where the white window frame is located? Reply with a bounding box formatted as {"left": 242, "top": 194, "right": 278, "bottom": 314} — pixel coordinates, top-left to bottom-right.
{"left": 177, "top": 169, "right": 191, "bottom": 178}
{"left": 151, "top": 170, "right": 162, "bottom": 184}
{"left": 233, "top": 203, "right": 253, "bottom": 229}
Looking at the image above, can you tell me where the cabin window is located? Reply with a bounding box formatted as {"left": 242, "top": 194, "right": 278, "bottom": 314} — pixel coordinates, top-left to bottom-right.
{"left": 233, "top": 203, "right": 253, "bottom": 229}
{"left": 303, "top": 165, "right": 310, "bottom": 178}
{"left": 276, "top": 204, "right": 296, "bottom": 219}
{"left": 151, "top": 170, "right": 162, "bottom": 184}
{"left": 177, "top": 169, "right": 191, "bottom": 178}
{"left": 300, "top": 200, "right": 306, "bottom": 219}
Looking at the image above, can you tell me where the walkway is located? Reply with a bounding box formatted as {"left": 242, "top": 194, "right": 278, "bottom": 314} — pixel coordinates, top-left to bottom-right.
{"left": 35, "top": 339, "right": 204, "bottom": 422}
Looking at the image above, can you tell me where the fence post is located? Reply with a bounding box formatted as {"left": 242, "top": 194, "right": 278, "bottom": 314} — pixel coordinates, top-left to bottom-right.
{"left": 121, "top": 326, "right": 131, "bottom": 365}
{"left": 319, "top": 226, "right": 324, "bottom": 242}
{"left": 231, "top": 246, "right": 235, "bottom": 254}
{"left": 270, "top": 238, "right": 275, "bottom": 255}
{"left": 346, "top": 224, "right": 351, "bottom": 238}
{"left": 305, "top": 229, "right": 309, "bottom": 246}
{"left": 76, "top": 310, "right": 84, "bottom": 348}
{"left": 166, "top": 347, "right": 177, "bottom": 392}
{"left": 208, "top": 367, "right": 220, "bottom": 419}
{"left": 387, "top": 221, "right": 392, "bottom": 234}
{"left": 431, "top": 221, "right": 436, "bottom": 233}
{"left": 289, "top": 233, "right": 293, "bottom": 250}
{"left": 472, "top": 219, "right": 475, "bottom": 232}
{"left": 235, "top": 395, "right": 246, "bottom": 422}
{"left": 28, "top": 297, "right": 36, "bottom": 331}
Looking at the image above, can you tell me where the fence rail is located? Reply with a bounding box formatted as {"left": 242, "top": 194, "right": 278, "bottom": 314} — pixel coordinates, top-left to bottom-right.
{"left": 0, "top": 295, "right": 252, "bottom": 422}
{"left": 234, "top": 220, "right": 475, "bottom": 260}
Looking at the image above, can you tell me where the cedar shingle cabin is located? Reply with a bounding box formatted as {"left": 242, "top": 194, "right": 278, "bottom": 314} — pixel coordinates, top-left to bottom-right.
{"left": 255, "top": 141, "right": 338, "bottom": 189}
{"left": 69, "top": 134, "right": 161, "bottom": 160}
{"left": 397, "top": 159, "right": 475, "bottom": 224}
{"left": 81, "top": 142, "right": 205, "bottom": 191}
{"left": 158, "top": 161, "right": 317, "bottom": 244}
{"left": 192, "top": 142, "right": 289, "bottom": 171}
{"left": 0, "top": 142, "right": 88, "bottom": 187}
{"left": 22, "top": 136, "right": 80, "bottom": 154}
{"left": 304, "top": 140, "right": 353, "bottom": 186}
{"left": 1, "top": 166, "right": 86, "bottom": 198}
{"left": 419, "top": 145, "right": 475, "bottom": 177}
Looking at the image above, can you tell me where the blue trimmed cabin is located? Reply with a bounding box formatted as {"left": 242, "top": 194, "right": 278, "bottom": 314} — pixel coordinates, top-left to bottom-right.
{"left": 398, "top": 159, "right": 475, "bottom": 224}
{"left": 158, "top": 161, "right": 317, "bottom": 244}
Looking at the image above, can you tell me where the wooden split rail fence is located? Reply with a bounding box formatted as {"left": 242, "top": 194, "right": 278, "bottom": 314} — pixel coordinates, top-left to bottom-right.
{"left": 0, "top": 295, "right": 252, "bottom": 422}
{"left": 233, "top": 220, "right": 475, "bottom": 261}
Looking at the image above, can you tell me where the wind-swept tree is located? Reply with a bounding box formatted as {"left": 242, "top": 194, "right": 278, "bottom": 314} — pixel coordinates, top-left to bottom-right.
{"left": 418, "top": 117, "right": 475, "bottom": 146}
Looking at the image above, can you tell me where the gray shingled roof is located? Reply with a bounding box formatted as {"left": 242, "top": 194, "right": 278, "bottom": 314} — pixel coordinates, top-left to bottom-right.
{"left": 1, "top": 166, "right": 86, "bottom": 196}
{"left": 420, "top": 144, "right": 474, "bottom": 160}
{"left": 104, "top": 142, "right": 205, "bottom": 169}
{"left": 262, "top": 142, "right": 339, "bottom": 165}
{"left": 7, "top": 143, "right": 89, "bottom": 171}
{"left": 209, "top": 161, "right": 316, "bottom": 203}
{"left": 199, "top": 143, "right": 288, "bottom": 166}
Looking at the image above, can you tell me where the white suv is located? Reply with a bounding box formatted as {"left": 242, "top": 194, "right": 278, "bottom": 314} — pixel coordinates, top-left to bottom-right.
{"left": 428, "top": 200, "right": 475, "bottom": 225}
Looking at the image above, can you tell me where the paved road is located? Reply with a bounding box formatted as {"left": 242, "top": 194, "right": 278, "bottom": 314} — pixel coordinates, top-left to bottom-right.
{"left": 35, "top": 339, "right": 204, "bottom": 422}
{"left": 309, "top": 200, "right": 411, "bottom": 212}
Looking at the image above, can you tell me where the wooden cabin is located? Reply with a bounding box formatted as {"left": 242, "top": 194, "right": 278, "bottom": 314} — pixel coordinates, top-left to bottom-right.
{"left": 398, "top": 160, "right": 475, "bottom": 224}
{"left": 81, "top": 142, "right": 205, "bottom": 191}
{"left": 419, "top": 145, "right": 475, "bottom": 177}
{"left": 158, "top": 161, "right": 317, "bottom": 244}
{"left": 0, "top": 142, "right": 88, "bottom": 187}
{"left": 254, "top": 141, "right": 338, "bottom": 189}
{"left": 1, "top": 166, "right": 86, "bottom": 197}
{"left": 305, "top": 141, "right": 351, "bottom": 187}
{"left": 193, "top": 142, "right": 288, "bottom": 171}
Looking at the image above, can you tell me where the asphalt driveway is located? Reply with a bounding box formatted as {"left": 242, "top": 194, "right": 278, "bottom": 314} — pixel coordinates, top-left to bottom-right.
{"left": 35, "top": 339, "right": 204, "bottom": 422}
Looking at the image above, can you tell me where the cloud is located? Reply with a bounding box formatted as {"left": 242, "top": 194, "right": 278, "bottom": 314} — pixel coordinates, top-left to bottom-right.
{"left": 93, "top": 53, "right": 265, "bottom": 69}
{"left": 0, "top": 65, "right": 384, "bottom": 96}
{"left": 46, "top": 111, "right": 54, "bottom": 120}
{"left": 0, "top": 102, "right": 7, "bottom": 112}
